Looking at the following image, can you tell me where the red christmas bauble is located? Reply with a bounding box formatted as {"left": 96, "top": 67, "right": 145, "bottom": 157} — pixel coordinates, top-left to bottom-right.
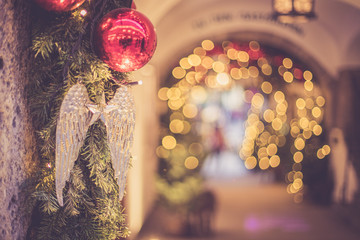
{"left": 94, "top": 8, "right": 157, "bottom": 72}
{"left": 34, "top": 0, "right": 85, "bottom": 12}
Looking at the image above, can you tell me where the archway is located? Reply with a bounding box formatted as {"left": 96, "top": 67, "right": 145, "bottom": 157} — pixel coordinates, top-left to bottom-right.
{"left": 155, "top": 38, "right": 331, "bottom": 215}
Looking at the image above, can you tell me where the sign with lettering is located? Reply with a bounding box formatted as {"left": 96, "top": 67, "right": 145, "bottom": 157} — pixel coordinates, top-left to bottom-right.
{"left": 192, "top": 11, "right": 304, "bottom": 36}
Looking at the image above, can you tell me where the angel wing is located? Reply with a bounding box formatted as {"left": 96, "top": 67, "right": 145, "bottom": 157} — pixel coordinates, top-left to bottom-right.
{"left": 103, "top": 85, "right": 135, "bottom": 201}
{"left": 56, "top": 83, "right": 92, "bottom": 206}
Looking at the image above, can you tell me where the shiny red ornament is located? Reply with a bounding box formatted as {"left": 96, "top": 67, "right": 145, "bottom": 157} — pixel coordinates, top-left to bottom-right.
{"left": 34, "top": 0, "right": 85, "bottom": 12}
{"left": 94, "top": 8, "right": 157, "bottom": 72}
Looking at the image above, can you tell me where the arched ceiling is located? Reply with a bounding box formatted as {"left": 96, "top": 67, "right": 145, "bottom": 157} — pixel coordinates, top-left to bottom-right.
{"left": 135, "top": 0, "right": 360, "bottom": 79}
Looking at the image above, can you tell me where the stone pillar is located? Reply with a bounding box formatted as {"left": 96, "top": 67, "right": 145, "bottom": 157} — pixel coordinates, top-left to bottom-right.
{"left": 0, "top": 0, "right": 36, "bottom": 239}
{"left": 336, "top": 69, "right": 360, "bottom": 172}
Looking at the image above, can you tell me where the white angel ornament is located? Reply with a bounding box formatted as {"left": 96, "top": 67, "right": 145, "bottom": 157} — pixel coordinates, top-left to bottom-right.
{"left": 55, "top": 83, "right": 135, "bottom": 206}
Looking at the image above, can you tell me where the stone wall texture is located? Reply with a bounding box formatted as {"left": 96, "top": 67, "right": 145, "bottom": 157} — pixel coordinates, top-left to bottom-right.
{"left": 0, "top": 0, "right": 36, "bottom": 239}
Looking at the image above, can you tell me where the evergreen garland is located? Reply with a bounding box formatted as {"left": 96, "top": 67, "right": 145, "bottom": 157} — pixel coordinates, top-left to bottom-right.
{"left": 27, "top": 0, "right": 134, "bottom": 239}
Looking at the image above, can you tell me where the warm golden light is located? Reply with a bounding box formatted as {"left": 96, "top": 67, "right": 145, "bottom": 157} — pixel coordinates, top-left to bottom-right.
{"left": 185, "top": 71, "right": 196, "bottom": 85}
{"left": 162, "top": 135, "right": 177, "bottom": 150}
{"left": 283, "top": 71, "right": 294, "bottom": 83}
{"left": 194, "top": 47, "right": 206, "bottom": 56}
{"left": 299, "top": 117, "right": 309, "bottom": 129}
{"left": 188, "top": 54, "right": 201, "bottom": 66}
{"left": 316, "top": 96, "right": 325, "bottom": 107}
{"left": 312, "top": 107, "right": 322, "bottom": 118}
{"left": 274, "top": 91, "right": 285, "bottom": 103}
{"left": 267, "top": 143, "right": 278, "bottom": 156}
{"left": 227, "top": 48, "right": 238, "bottom": 60}
{"left": 293, "top": 178, "right": 303, "bottom": 190}
{"left": 183, "top": 103, "right": 198, "bottom": 118}
{"left": 261, "top": 64, "right": 272, "bottom": 75}
{"left": 201, "top": 39, "right": 214, "bottom": 51}
{"left": 294, "top": 0, "right": 313, "bottom": 13}
{"left": 294, "top": 171, "right": 303, "bottom": 180}
{"left": 230, "top": 68, "right": 242, "bottom": 79}
{"left": 201, "top": 56, "right": 214, "bottom": 69}
{"left": 244, "top": 90, "right": 254, "bottom": 103}
{"left": 313, "top": 124, "right": 322, "bottom": 136}
{"left": 80, "top": 9, "right": 87, "bottom": 17}
{"left": 296, "top": 98, "right": 306, "bottom": 109}
{"left": 322, "top": 145, "right": 331, "bottom": 155}
{"left": 272, "top": 118, "right": 283, "bottom": 131}
{"left": 264, "top": 109, "right": 275, "bottom": 123}
{"left": 248, "top": 113, "right": 259, "bottom": 125}
{"left": 158, "top": 87, "right": 169, "bottom": 101}
{"left": 168, "top": 98, "right": 185, "bottom": 110}
{"left": 156, "top": 146, "right": 170, "bottom": 159}
{"left": 261, "top": 81, "right": 273, "bottom": 94}
{"left": 291, "top": 125, "right": 300, "bottom": 138}
{"left": 283, "top": 58, "right": 293, "bottom": 69}
{"left": 294, "top": 138, "right": 305, "bottom": 150}
{"left": 184, "top": 156, "right": 199, "bottom": 169}
{"left": 181, "top": 121, "right": 191, "bottom": 134}
{"left": 245, "top": 126, "right": 258, "bottom": 139}
{"left": 170, "top": 119, "right": 184, "bottom": 134}
{"left": 303, "top": 70, "right": 313, "bottom": 81}
{"left": 297, "top": 108, "right": 307, "bottom": 118}
{"left": 317, "top": 148, "right": 325, "bottom": 159}
{"left": 258, "top": 147, "right": 268, "bottom": 158}
{"left": 189, "top": 143, "right": 203, "bottom": 156}
{"left": 213, "top": 61, "right": 226, "bottom": 73}
{"left": 305, "top": 98, "right": 314, "bottom": 109}
{"left": 249, "top": 41, "right": 260, "bottom": 51}
{"left": 170, "top": 112, "right": 184, "bottom": 121}
{"left": 276, "top": 102, "right": 287, "bottom": 115}
{"left": 278, "top": 65, "right": 286, "bottom": 76}
{"left": 293, "top": 151, "right": 303, "bottom": 163}
{"left": 179, "top": 57, "right": 192, "bottom": 69}
{"left": 287, "top": 171, "right": 295, "bottom": 182}
{"left": 240, "top": 67, "right": 250, "bottom": 79}
{"left": 257, "top": 121, "right": 265, "bottom": 133}
{"left": 303, "top": 129, "right": 312, "bottom": 139}
{"left": 249, "top": 66, "right": 260, "bottom": 78}
{"left": 257, "top": 57, "right": 268, "bottom": 67}
{"left": 167, "top": 87, "right": 181, "bottom": 100}
{"left": 190, "top": 86, "right": 207, "bottom": 104}
{"left": 172, "top": 67, "right": 186, "bottom": 79}
{"left": 274, "top": 0, "right": 293, "bottom": 14}
{"left": 304, "top": 80, "right": 313, "bottom": 91}
{"left": 259, "top": 157, "right": 270, "bottom": 170}
{"left": 270, "top": 155, "right": 280, "bottom": 168}
{"left": 216, "top": 73, "right": 231, "bottom": 86}
{"left": 238, "top": 51, "right": 250, "bottom": 62}
{"left": 251, "top": 93, "right": 265, "bottom": 109}
{"left": 245, "top": 156, "right": 257, "bottom": 169}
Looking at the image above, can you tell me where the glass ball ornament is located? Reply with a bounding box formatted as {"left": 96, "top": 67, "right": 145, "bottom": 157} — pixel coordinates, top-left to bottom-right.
{"left": 34, "top": 0, "right": 85, "bottom": 12}
{"left": 94, "top": 8, "right": 157, "bottom": 72}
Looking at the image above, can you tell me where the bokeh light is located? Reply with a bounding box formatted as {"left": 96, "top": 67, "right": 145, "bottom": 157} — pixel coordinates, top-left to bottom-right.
{"left": 162, "top": 135, "right": 177, "bottom": 150}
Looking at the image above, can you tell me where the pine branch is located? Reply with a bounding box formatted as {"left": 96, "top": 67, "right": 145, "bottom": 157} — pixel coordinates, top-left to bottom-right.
{"left": 28, "top": 1, "right": 132, "bottom": 239}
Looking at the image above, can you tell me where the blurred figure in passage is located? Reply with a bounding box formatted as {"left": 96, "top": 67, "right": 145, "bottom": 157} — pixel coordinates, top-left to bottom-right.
{"left": 186, "top": 190, "right": 217, "bottom": 236}
{"left": 329, "top": 128, "right": 358, "bottom": 204}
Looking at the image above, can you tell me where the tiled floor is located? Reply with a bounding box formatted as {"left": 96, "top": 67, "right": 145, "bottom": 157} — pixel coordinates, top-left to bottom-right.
{"left": 134, "top": 177, "right": 360, "bottom": 240}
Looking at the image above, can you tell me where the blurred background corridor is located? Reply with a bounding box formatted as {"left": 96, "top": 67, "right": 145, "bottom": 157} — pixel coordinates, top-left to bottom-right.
{"left": 124, "top": 0, "right": 360, "bottom": 239}
{"left": 135, "top": 179, "right": 360, "bottom": 240}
